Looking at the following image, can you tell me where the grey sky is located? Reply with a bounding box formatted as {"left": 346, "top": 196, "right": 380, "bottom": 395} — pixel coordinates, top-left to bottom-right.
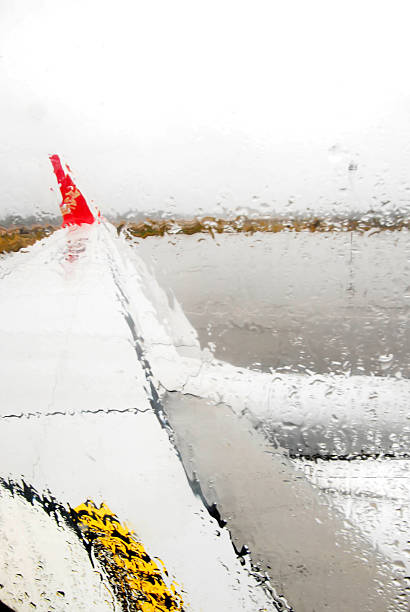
{"left": 1, "top": 0, "right": 410, "bottom": 220}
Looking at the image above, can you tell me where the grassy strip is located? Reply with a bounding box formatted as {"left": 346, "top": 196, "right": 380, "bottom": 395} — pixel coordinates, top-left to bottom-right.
{"left": 0, "top": 225, "right": 57, "bottom": 254}
{"left": 1, "top": 215, "right": 408, "bottom": 254}
{"left": 118, "top": 215, "right": 410, "bottom": 239}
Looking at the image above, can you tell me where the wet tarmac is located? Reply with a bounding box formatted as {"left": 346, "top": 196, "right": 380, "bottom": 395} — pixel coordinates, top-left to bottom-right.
{"left": 135, "top": 230, "right": 409, "bottom": 379}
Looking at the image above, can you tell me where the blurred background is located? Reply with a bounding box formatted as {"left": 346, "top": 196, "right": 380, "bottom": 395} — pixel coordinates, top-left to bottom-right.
{"left": 1, "top": 0, "right": 410, "bottom": 223}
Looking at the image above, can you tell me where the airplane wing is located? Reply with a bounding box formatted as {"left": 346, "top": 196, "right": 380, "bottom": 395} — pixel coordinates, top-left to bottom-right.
{"left": 0, "top": 222, "right": 278, "bottom": 611}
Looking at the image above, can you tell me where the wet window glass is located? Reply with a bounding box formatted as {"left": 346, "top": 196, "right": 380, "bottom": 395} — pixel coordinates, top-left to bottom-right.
{"left": 0, "top": 2, "right": 409, "bottom": 611}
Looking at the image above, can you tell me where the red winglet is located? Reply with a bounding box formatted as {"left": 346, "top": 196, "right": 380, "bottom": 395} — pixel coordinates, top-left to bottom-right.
{"left": 49, "top": 154, "right": 95, "bottom": 227}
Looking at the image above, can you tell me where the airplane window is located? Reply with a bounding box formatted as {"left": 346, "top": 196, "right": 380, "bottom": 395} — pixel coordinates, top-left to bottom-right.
{"left": 0, "top": 2, "right": 408, "bottom": 611}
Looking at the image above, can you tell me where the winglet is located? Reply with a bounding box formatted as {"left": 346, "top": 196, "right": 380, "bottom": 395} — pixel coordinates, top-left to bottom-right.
{"left": 49, "top": 154, "right": 95, "bottom": 227}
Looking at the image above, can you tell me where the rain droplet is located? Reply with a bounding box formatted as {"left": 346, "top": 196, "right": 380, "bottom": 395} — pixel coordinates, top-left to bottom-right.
{"left": 378, "top": 353, "right": 393, "bottom": 363}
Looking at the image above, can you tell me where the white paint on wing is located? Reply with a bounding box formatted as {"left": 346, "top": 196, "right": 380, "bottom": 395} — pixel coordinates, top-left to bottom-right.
{"left": 0, "top": 222, "right": 276, "bottom": 611}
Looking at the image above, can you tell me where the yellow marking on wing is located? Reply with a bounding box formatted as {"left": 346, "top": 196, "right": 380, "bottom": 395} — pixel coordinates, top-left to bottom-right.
{"left": 73, "top": 500, "right": 184, "bottom": 612}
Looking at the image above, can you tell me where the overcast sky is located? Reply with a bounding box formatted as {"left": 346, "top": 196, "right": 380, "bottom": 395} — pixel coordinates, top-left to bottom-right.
{"left": 1, "top": 0, "right": 410, "bottom": 220}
